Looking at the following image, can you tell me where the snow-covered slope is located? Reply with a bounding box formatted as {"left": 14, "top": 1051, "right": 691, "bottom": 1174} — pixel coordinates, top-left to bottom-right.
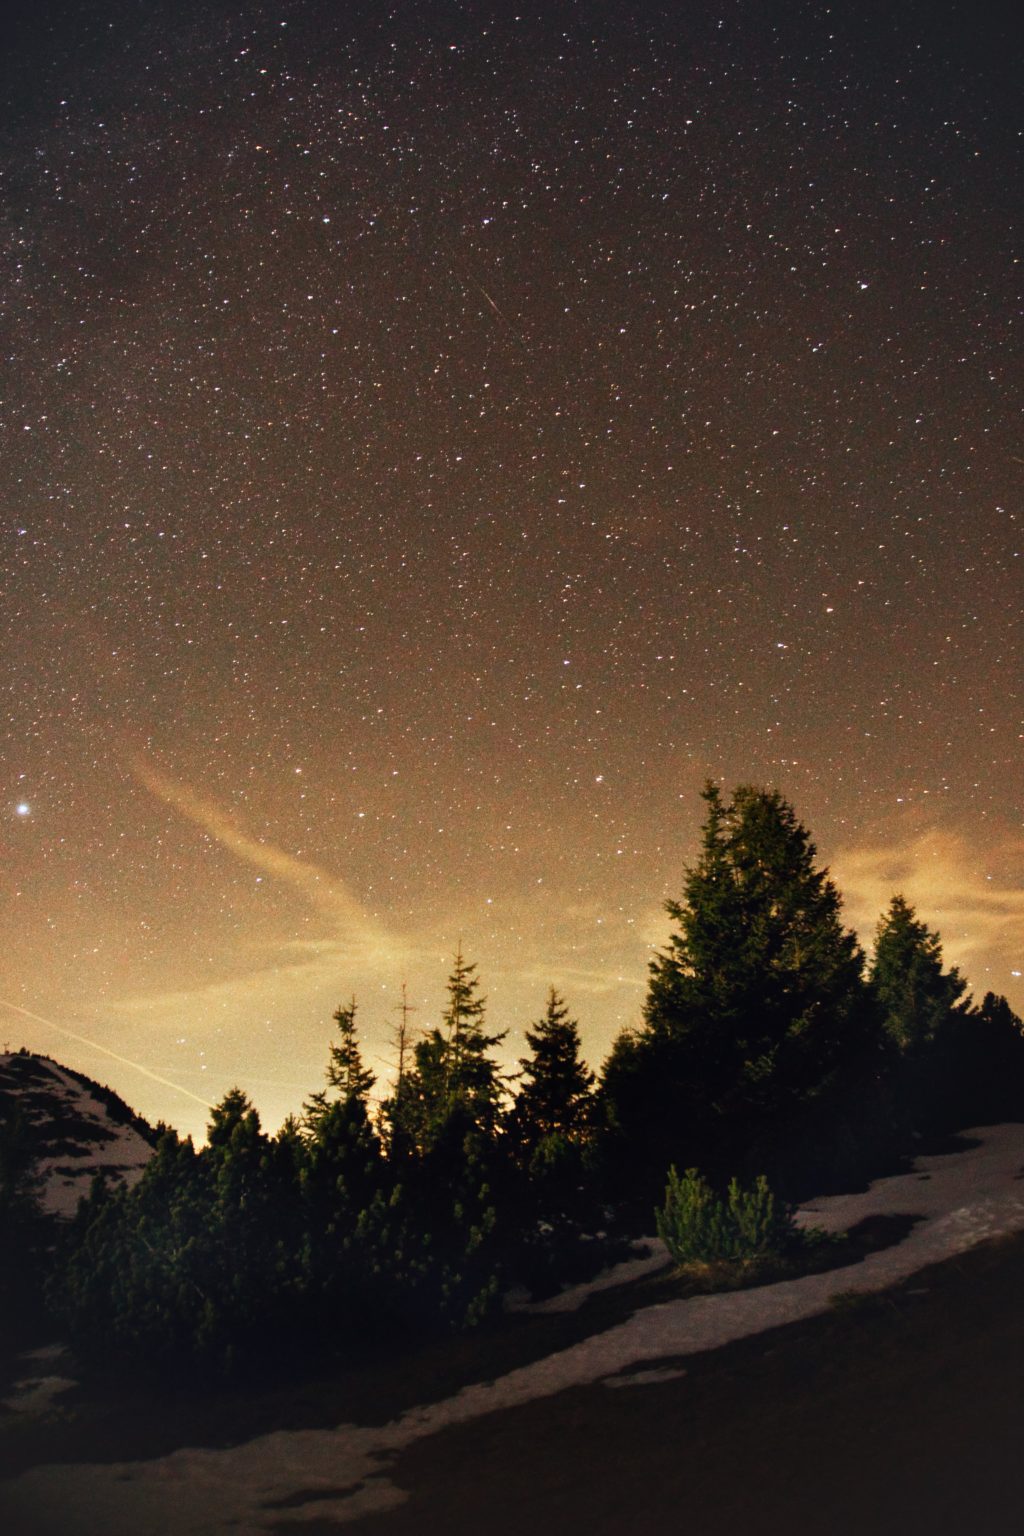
{"left": 0, "top": 1052, "right": 155, "bottom": 1218}
{"left": 6, "top": 1123, "right": 1024, "bottom": 1534}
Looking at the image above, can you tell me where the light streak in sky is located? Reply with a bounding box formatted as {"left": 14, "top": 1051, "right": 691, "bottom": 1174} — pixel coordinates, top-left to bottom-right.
{"left": 130, "top": 753, "right": 395, "bottom": 963}
{"left": 0, "top": 997, "right": 215, "bottom": 1109}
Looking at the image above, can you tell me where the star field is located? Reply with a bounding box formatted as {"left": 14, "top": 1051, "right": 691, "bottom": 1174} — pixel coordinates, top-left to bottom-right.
{"left": 2, "top": 1, "right": 1020, "bottom": 1137}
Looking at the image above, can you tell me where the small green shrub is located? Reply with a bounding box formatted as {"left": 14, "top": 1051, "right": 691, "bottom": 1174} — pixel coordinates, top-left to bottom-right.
{"left": 655, "top": 1166, "right": 795, "bottom": 1264}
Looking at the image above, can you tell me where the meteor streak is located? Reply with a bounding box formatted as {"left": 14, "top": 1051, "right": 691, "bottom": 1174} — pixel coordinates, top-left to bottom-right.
{"left": 0, "top": 998, "right": 215, "bottom": 1109}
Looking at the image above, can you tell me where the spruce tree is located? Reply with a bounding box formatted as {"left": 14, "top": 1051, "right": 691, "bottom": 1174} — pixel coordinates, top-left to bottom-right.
{"left": 389, "top": 953, "right": 509, "bottom": 1322}
{"left": 653, "top": 783, "right": 871, "bottom": 1108}
{"left": 601, "top": 782, "right": 879, "bottom": 1195}
{"left": 507, "top": 988, "right": 598, "bottom": 1264}
{"left": 406, "top": 948, "right": 507, "bottom": 1144}
{"left": 304, "top": 998, "right": 375, "bottom": 1130}
{"left": 961, "top": 993, "right": 1024, "bottom": 1123}
{"left": 510, "top": 987, "right": 594, "bottom": 1149}
{"left": 325, "top": 998, "right": 376, "bottom": 1103}
{"left": 870, "top": 895, "right": 968, "bottom": 1053}
{"left": 445, "top": 947, "right": 509, "bottom": 1132}
{"left": 870, "top": 895, "right": 972, "bottom": 1131}
{"left": 302, "top": 998, "right": 382, "bottom": 1219}
{"left": 302, "top": 999, "right": 377, "bottom": 1154}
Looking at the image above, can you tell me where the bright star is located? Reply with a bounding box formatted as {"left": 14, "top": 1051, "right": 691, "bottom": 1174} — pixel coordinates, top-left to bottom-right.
{"left": 16, "top": 803, "right": 30, "bottom": 816}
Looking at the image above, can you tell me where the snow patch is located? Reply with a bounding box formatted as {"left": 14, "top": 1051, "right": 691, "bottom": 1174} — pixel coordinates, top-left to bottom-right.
{"left": 507, "top": 1239, "right": 671, "bottom": 1315}
{"left": 2, "top": 1376, "right": 78, "bottom": 1415}
{"left": 3, "top": 1345, "right": 78, "bottom": 1417}
{"left": 6, "top": 1124, "right": 1024, "bottom": 1534}
{"left": 0, "top": 1054, "right": 153, "bottom": 1218}
{"left": 603, "top": 1364, "right": 688, "bottom": 1389}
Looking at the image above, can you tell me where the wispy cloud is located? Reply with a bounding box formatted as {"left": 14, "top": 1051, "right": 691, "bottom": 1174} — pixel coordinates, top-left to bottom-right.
{"left": 131, "top": 756, "right": 389, "bottom": 947}
{"left": 834, "top": 826, "right": 1024, "bottom": 995}
{"left": 119, "top": 756, "right": 409, "bottom": 1020}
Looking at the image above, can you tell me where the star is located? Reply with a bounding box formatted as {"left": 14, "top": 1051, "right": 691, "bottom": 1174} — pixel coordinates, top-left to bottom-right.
{"left": 0, "top": 2, "right": 1018, "bottom": 1138}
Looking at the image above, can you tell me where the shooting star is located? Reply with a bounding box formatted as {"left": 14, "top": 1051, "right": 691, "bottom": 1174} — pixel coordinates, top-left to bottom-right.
{"left": 0, "top": 998, "right": 215, "bottom": 1109}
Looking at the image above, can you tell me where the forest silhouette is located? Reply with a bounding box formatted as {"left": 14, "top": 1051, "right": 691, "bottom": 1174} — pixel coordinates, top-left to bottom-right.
{"left": 6, "top": 783, "right": 1023, "bottom": 1382}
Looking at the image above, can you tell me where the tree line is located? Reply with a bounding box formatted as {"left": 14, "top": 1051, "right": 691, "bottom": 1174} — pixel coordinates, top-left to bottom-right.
{"left": 23, "top": 783, "right": 1024, "bottom": 1379}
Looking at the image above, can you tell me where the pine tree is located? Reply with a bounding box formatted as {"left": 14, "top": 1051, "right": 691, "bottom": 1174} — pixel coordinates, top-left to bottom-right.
{"left": 600, "top": 782, "right": 879, "bottom": 1194}
{"left": 510, "top": 988, "right": 594, "bottom": 1149}
{"left": 302, "top": 998, "right": 382, "bottom": 1216}
{"left": 304, "top": 997, "right": 375, "bottom": 1119}
{"left": 960, "top": 993, "right": 1024, "bottom": 1123}
{"left": 405, "top": 949, "right": 507, "bottom": 1145}
{"left": 0, "top": 1095, "right": 42, "bottom": 1226}
{"left": 303, "top": 997, "right": 376, "bottom": 1138}
{"left": 207, "top": 1085, "right": 262, "bottom": 1152}
{"left": 506, "top": 988, "right": 598, "bottom": 1260}
{"left": 870, "top": 895, "right": 972, "bottom": 1132}
{"left": 0, "top": 1092, "right": 49, "bottom": 1334}
{"left": 326, "top": 998, "right": 376, "bottom": 1102}
{"left": 870, "top": 895, "right": 968, "bottom": 1053}
{"left": 652, "top": 784, "right": 871, "bottom": 1106}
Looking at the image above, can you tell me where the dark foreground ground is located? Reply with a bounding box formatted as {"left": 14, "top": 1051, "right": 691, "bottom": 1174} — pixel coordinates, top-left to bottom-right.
{"left": 4, "top": 1226, "right": 1024, "bottom": 1535}
{"left": 344, "top": 1230, "right": 1024, "bottom": 1536}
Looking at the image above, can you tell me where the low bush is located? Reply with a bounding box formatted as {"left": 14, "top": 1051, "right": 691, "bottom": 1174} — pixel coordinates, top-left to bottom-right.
{"left": 655, "top": 1166, "right": 795, "bottom": 1265}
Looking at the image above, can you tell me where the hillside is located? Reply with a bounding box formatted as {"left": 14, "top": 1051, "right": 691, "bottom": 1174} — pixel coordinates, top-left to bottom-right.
{"left": 4, "top": 1122, "right": 1024, "bottom": 1533}
{"left": 0, "top": 1053, "right": 156, "bottom": 1219}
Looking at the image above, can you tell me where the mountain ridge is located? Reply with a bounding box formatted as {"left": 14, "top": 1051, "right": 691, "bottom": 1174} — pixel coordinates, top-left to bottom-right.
{"left": 0, "top": 1051, "right": 156, "bottom": 1219}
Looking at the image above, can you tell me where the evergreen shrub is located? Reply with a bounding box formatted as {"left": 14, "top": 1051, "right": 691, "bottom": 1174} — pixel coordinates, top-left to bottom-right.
{"left": 655, "top": 1165, "right": 795, "bottom": 1264}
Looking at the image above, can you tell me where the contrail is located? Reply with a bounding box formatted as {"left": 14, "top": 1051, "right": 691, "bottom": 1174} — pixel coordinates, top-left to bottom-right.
{"left": 130, "top": 754, "right": 389, "bottom": 953}
{"left": 0, "top": 998, "right": 215, "bottom": 1110}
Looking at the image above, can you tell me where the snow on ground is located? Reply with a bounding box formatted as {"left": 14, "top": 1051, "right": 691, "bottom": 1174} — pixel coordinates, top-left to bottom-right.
{"left": 0, "top": 1347, "right": 78, "bottom": 1417}
{"left": 506, "top": 1238, "right": 672, "bottom": 1314}
{"left": 5, "top": 1124, "right": 1024, "bottom": 1536}
{"left": 1, "top": 1373, "right": 78, "bottom": 1417}
{"left": 0, "top": 1054, "right": 153, "bottom": 1219}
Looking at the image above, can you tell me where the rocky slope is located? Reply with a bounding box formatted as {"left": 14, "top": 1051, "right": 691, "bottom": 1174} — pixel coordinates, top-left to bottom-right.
{"left": 0, "top": 1053, "right": 155, "bottom": 1219}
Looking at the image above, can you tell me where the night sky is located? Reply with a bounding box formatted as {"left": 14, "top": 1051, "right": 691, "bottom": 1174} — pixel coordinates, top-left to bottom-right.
{"left": 3, "top": 0, "right": 1020, "bottom": 1140}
